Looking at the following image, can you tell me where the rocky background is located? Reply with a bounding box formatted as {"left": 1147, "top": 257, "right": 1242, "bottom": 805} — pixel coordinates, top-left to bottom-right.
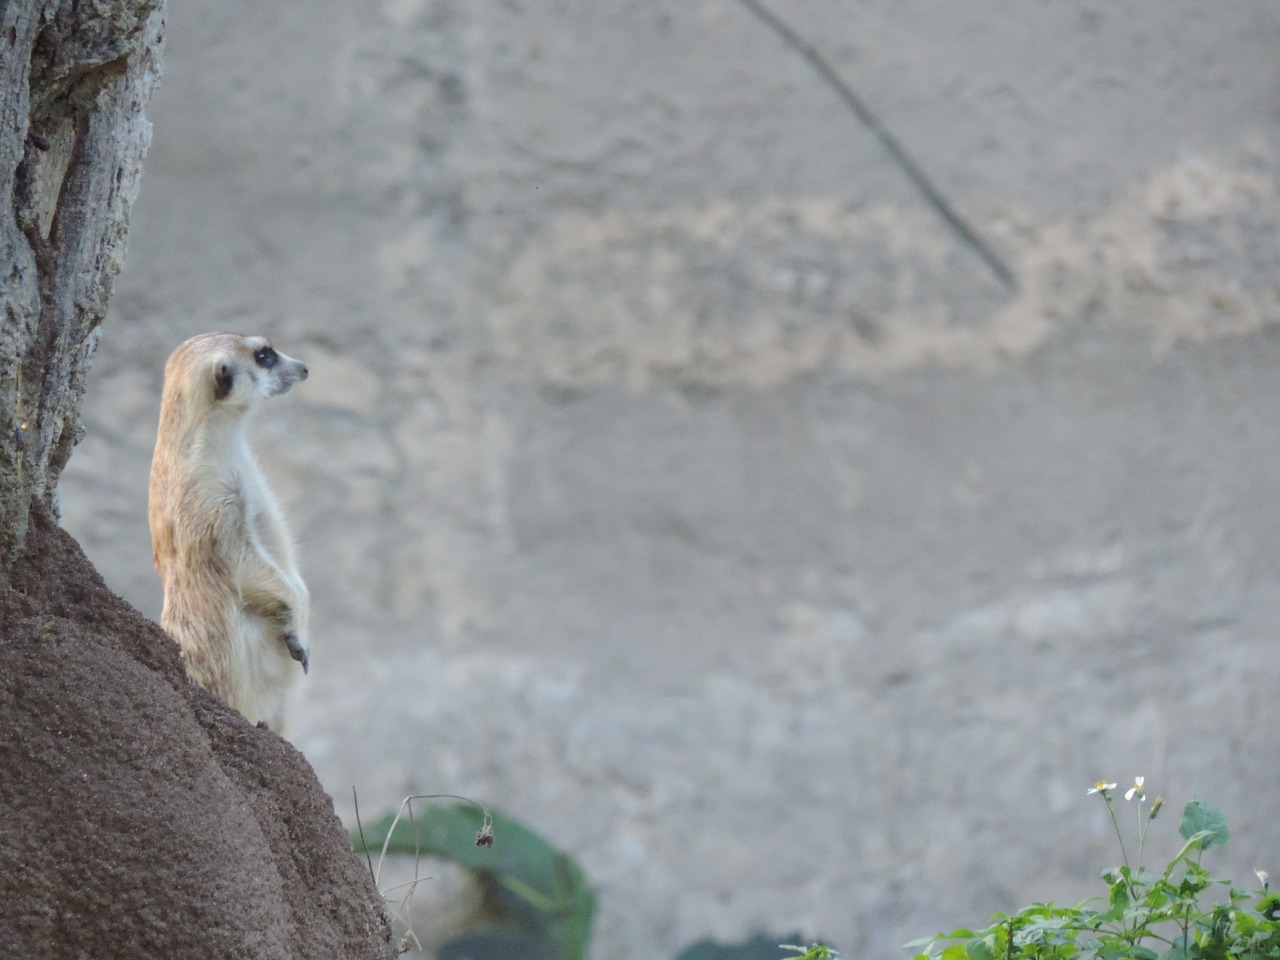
{"left": 58, "top": 2, "right": 1280, "bottom": 958}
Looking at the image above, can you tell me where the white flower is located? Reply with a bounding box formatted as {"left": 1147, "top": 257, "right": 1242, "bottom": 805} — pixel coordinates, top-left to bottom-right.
{"left": 1087, "top": 780, "right": 1117, "bottom": 795}
{"left": 1125, "top": 777, "right": 1146, "bottom": 801}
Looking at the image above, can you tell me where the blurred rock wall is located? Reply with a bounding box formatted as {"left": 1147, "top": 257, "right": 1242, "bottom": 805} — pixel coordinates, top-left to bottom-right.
{"left": 59, "top": 2, "right": 1280, "bottom": 958}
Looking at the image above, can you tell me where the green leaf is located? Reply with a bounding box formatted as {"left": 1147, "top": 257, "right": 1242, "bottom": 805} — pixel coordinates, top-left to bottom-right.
{"left": 965, "top": 938, "right": 995, "bottom": 960}
{"left": 903, "top": 937, "right": 941, "bottom": 949}
{"left": 353, "top": 804, "right": 595, "bottom": 960}
{"left": 1178, "top": 799, "right": 1229, "bottom": 850}
{"left": 1097, "top": 943, "right": 1136, "bottom": 960}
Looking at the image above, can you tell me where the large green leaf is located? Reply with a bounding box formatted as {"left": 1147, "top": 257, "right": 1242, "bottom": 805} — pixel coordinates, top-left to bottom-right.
{"left": 1178, "top": 799, "right": 1229, "bottom": 851}
{"left": 354, "top": 803, "right": 595, "bottom": 960}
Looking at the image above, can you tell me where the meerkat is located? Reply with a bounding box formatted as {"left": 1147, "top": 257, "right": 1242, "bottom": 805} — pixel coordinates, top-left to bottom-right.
{"left": 149, "top": 332, "right": 311, "bottom": 735}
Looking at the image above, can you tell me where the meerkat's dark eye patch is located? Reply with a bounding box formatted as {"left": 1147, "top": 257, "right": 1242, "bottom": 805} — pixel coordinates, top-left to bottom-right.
{"left": 213, "top": 362, "right": 235, "bottom": 401}
{"left": 254, "top": 346, "right": 278, "bottom": 370}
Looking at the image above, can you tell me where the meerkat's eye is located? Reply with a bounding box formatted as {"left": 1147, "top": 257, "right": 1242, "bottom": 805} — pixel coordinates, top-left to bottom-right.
{"left": 254, "top": 346, "right": 278, "bottom": 369}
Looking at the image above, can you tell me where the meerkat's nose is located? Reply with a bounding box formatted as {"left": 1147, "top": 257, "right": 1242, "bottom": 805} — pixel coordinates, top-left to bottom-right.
{"left": 298, "top": 363, "right": 309, "bottom": 381}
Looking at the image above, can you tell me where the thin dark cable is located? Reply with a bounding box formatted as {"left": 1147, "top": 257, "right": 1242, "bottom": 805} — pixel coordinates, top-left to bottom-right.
{"left": 735, "top": 0, "right": 1016, "bottom": 291}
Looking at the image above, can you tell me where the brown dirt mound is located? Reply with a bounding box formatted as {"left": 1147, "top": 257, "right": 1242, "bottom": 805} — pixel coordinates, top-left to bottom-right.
{"left": 0, "top": 507, "right": 394, "bottom": 959}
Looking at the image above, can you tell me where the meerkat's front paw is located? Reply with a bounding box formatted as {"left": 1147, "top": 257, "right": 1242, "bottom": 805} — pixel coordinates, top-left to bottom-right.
{"left": 283, "top": 633, "right": 310, "bottom": 674}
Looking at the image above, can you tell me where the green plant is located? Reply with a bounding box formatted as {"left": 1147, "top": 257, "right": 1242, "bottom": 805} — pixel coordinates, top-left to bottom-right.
{"left": 908, "top": 780, "right": 1280, "bottom": 960}
{"left": 351, "top": 796, "right": 595, "bottom": 960}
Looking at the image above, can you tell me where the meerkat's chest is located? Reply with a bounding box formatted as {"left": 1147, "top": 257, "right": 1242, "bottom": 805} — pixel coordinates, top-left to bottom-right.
{"left": 231, "top": 464, "right": 294, "bottom": 563}
{"left": 202, "top": 453, "right": 286, "bottom": 542}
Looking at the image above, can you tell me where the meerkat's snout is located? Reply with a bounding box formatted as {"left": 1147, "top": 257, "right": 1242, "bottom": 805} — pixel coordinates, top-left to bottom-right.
{"left": 248, "top": 341, "right": 309, "bottom": 399}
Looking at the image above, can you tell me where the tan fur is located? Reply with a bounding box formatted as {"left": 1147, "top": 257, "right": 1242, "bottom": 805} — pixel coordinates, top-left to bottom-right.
{"left": 149, "top": 333, "right": 311, "bottom": 736}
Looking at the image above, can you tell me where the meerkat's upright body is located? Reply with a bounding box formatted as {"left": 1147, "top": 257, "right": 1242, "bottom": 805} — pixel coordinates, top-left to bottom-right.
{"left": 149, "top": 333, "right": 311, "bottom": 735}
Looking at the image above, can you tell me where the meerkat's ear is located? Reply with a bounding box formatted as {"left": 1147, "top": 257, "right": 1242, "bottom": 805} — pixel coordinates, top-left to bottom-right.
{"left": 212, "top": 361, "right": 235, "bottom": 401}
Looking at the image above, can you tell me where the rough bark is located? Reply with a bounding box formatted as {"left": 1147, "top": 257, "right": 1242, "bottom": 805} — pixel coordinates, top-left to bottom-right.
{"left": 1, "top": 0, "right": 162, "bottom": 565}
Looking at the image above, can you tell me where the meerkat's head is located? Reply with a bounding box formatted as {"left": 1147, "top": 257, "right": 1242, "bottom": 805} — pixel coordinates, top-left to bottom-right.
{"left": 164, "top": 332, "right": 309, "bottom": 421}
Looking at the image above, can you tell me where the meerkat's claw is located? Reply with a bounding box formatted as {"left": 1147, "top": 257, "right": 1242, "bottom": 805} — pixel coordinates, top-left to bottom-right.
{"left": 285, "top": 634, "right": 310, "bottom": 674}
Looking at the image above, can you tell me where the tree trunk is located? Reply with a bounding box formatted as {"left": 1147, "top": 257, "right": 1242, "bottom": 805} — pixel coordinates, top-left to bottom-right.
{"left": 0, "top": 0, "right": 163, "bottom": 566}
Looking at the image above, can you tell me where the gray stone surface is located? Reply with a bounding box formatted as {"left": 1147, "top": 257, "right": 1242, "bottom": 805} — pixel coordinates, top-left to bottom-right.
{"left": 59, "top": 1, "right": 1280, "bottom": 958}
